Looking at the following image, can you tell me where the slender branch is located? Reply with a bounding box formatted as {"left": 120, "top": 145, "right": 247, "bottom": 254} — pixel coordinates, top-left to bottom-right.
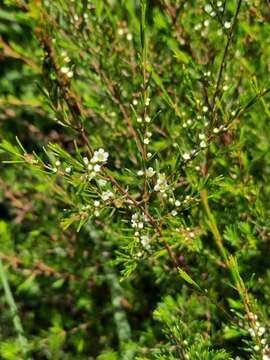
{"left": 210, "top": 0, "right": 242, "bottom": 120}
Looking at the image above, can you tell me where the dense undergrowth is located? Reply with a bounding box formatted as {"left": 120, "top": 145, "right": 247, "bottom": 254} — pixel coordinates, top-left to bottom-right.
{"left": 0, "top": 0, "right": 270, "bottom": 359}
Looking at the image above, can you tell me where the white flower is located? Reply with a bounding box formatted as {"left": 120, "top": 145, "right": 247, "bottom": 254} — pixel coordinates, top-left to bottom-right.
{"left": 171, "top": 210, "right": 177, "bottom": 216}
{"left": 65, "top": 166, "right": 72, "bottom": 174}
{"left": 154, "top": 173, "right": 168, "bottom": 193}
{"left": 175, "top": 200, "right": 181, "bottom": 207}
{"left": 137, "top": 117, "right": 142, "bottom": 123}
{"left": 140, "top": 235, "right": 151, "bottom": 250}
{"left": 147, "top": 152, "right": 152, "bottom": 158}
{"left": 98, "top": 179, "right": 107, "bottom": 187}
{"left": 101, "top": 191, "right": 113, "bottom": 201}
{"left": 64, "top": 56, "right": 71, "bottom": 63}
{"left": 263, "top": 356, "right": 270, "bottom": 360}
{"left": 94, "top": 200, "right": 100, "bottom": 207}
{"left": 94, "top": 164, "right": 101, "bottom": 172}
{"left": 131, "top": 213, "right": 142, "bottom": 228}
{"left": 200, "top": 140, "right": 207, "bottom": 148}
{"left": 91, "top": 148, "right": 109, "bottom": 163}
{"left": 138, "top": 222, "right": 144, "bottom": 229}
{"left": 143, "top": 138, "right": 150, "bottom": 145}
{"left": 202, "top": 106, "right": 208, "bottom": 113}
{"left": 145, "top": 116, "right": 151, "bottom": 123}
{"left": 187, "top": 119, "right": 192, "bottom": 125}
{"left": 199, "top": 133, "right": 205, "bottom": 140}
{"left": 217, "top": 1, "right": 222, "bottom": 7}
{"left": 67, "top": 71, "right": 74, "bottom": 78}
{"left": 213, "top": 127, "right": 219, "bottom": 134}
{"left": 224, "top": 21, "right": 231, "bottom": 29}
{"left": 118, "top": 28, "right": 124, "bottom": 36}
{"left": 145, "top": 167, "right": 155, "bottom": 177}
{"left": 137, "top": 170, "right": 144, "bottom": 176}
{"left": 126, "top": 33, "right": 133, "bottom": 41}
{"left": 83, "top": 157, "right": 89, "bottom": 165}
{"left": 204, "top": 4, "right": 212, "bottom": 13}
{"left": 60, "top": 66, "right": 69, "bottom": 74}
{"left": 87, "top": 163, "right": 93, "bottom": 171}
{"left": 183, "top": 153, "right": 191, "bottom": 160}
{"left": 132, "top": 99, "right": 138, "bottom": 105}
{"left": 55, "top": 160, "right": 61, "bottom": 167}
{"left": 145, "top": 97, "right": 151, "bottom": 106}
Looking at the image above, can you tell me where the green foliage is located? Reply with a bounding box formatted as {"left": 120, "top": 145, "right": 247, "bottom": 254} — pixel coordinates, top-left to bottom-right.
{"left": 0, "top": 0, "right": 270, "bottom": 359}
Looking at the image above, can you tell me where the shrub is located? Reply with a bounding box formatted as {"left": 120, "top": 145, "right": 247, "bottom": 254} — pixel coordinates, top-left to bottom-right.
{"left": 0, "top": 0, "right": 270, "bottom": 359}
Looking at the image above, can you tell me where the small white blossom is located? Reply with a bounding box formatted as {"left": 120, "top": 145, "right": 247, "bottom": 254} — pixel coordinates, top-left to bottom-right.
{"left": 67, "top": 71, "right": 74, "bottom": 78}
{"left": 138, "top": 222, "right": 144, "bottom": 229}
{"left": 64, "top": 56, "right": 71, "bottom": 63}
{"left": 132, "top": 99, "right": 138, "bottom": 105}
{"left": 137, "top": 170, "right": 144, "bottom": 176}
{"left": 147, "top": 152, "right": 152, "bottom": 158}
{"left": 175, "top": 200, "right": 181, "bottom": 207}
{"left": 65, "top": 166, "right": 72, "bottom": 174}
{"left": 145, "top": 97, "right": 151, "bottom": 106}
{"left": 118, "top": 28, "right": 124, "bottom": 36}
{"left": 200, "top": 140, "right": 207, "bottom": 148}
{"left": 204, "top": 4, "right": 212, "bottom": 13}
{"left": 187, "top": 119, "right": 192, "bottom": 125}
{"left": 137, "top": 117, "right": 142, "bottom": 123}
{"left": 94, "top": 200, "right": 100, "bottom": 207}
{"left": 199, "top": 133, "right": 205, "bottom": 140}
{"left": 171, "top": 210, "right": 178, "bottom": 216}
{"left": 94, "top": 164, "right": 101, "bottom": 172}
{"left": 143, "top": 138, "right": 150, "bottom": 145}
{"left": 203, "top": 106, "right": 208, "bottom": 113}
{"left": 83, "top": 157, "right": 89, "bottom": 165}
{"left": 91, "top": 148, "right": 109, "bottom": 163}
{"left": 87, "top": 164, "right": 93, "bottom": 171}
{"left": 183, "top": 153, "right": 191, "bottom": 160}
{"left": 140, "top": 235, "right": 151, "bottom": 250}
{"left": 98, "top": 179, "right": 107, "bottom": 187}
{"left": 145, "top": 116, "right": 151, "bottom": 123}
{"left": 101, "top": 191, "right": 113, "bottom": 201}
{"left": 126, "top": 33, "right": 133, "bottom": 41}
{"left": 60, "top": 66, "right": 70, "bottom": 74}
{"left": 145, "top": 167, "right": 155, "bottom": 177}
{"left": 213, "top": 127, "right": 219, "bottom": 134}
{"left": 224, "top": 21, "right": 231, "bottom": 29}
{"left": 55, "top": 160, "right": 61, "bottom": 167}
{"left": 154, "top": 173, "right": 169, "bottom": 193}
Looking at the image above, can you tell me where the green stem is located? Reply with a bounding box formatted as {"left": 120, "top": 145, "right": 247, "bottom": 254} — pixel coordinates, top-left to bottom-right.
{"left": 0, "top": 258, "right": 29, "bottom": 358}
